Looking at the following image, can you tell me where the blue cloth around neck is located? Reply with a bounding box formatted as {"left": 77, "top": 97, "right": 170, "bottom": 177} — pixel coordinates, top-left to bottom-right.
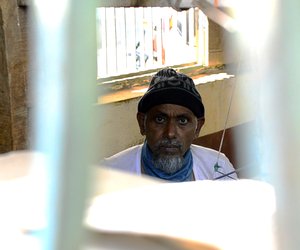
{"left": 141, "top": 142, "right": 193, "bottom": 182}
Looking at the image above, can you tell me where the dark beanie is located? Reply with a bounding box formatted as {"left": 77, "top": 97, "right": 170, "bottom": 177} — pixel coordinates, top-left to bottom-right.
{"left": 138, "top": 68, "right": 205, "bottom": 118}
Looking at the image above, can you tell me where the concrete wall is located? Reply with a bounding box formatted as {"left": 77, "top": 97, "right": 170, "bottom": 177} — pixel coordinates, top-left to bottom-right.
{"left": 0, "top": 1, "right": 28, "bottom": 153}
{"left": 95, "top": 73, "right": 256, "bottom": 160}
{"left": 0, "top": 1, "right": 242, "bottom": 157}
{"left": 208, "top": 19, "right": 224, "bottom": 66}
{"left": 0, "top": 7, "right": 12, "bottom": 152}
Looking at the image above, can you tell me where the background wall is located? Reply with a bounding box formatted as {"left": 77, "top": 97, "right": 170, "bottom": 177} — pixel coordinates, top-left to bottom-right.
{"left": 95, "top": 73, "right": 256, "bottom": 162}
{"left": 0, "top": 1, "right": 254, "bottom": 169}
{"left": 0, "top": 1, "right": 28, "bottom": 153}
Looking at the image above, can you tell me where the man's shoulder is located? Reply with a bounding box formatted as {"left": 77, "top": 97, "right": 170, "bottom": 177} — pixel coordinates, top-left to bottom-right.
{"left": 100, "top": 144, "right": 143, "bottom": 173}
{"left": 190, "top": 144, "right": 220, "bottom": 157}
{"left": 105, "top": 144, "right": 142, "bottom": 160}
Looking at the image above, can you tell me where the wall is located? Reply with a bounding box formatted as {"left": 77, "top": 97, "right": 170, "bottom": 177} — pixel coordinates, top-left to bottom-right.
{"left": 0, "top": 1, "right": 244, "bottom": 160}
{"left": 208, "top": 19, "right": 224, "bottom": 65}
{"left": 0, "top": 7, "right": 12, "bottom": 152}
{"left": 95, "top": 73, "right": 256, "bottom": 161}
{"left": 0, "top": 0, "right": 28, "bottom": 153}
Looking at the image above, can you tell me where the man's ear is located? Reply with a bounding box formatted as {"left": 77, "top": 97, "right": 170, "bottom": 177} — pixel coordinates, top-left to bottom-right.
{"left": 194, "top": 117, "right": 205, "bottom": 139}
{"left": 137, "top": 112, "right": 146, "bottom": 135}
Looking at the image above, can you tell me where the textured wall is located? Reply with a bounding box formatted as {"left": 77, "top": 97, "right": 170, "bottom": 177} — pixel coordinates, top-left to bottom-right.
{"left": 0, "top": 7, "right": 12, "bottom": 152}
{"left": 0, "top": 1, "right": 28, "bottom": 153}
{"left": 0, "top": 1, "right": 229, "bottom": 154}
{"left": 208, "top": 19, "right": 224, "bottom": 66}
{"left": 95, "top": 74, "right": 256, "bottom": 160}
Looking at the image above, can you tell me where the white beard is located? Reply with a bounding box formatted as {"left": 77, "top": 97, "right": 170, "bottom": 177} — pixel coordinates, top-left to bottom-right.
{"left": 152, "top": 155, "right": 184, "bottom": 174}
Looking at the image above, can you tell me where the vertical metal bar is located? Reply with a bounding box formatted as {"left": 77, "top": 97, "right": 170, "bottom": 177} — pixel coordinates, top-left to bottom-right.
{"left": 266, "top": 1, "right": 300, "bottom": 249}
{"left": 125, "top": 7, "right": 136, "bottom": 71}
{"left": 135, "top": 7, "right": 145, "bottom": 69}
{"left": 106, "top": 7, "right": 117, "bottom": 76}
{"left": 96, "top": 8, "right": 107, "bottom": 78}
{"left": 203, "top": 12, "right": 209, "bottom": 66}
{"left": 188, "top": 8, "right": 194, "bottom": 49}
{"left": 152, "top": 7, "right": 163, "bottom": 66}
{"left": 198, "top": 10, "right": 204, "bottom": 65}
{"left": 116, "top": 8, "right": 127, "bottom": 74}
{"left": 143, "top": 7, "right": 153, "bottom": 67}
{"left": 229, "top": 0, "right": 300, "bottom": 248}
{"left": 30, "top": 1, "right": 96, "bottom": 250}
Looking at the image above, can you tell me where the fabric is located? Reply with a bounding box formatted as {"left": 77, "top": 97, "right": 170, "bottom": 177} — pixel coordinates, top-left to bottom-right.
{"left": 137, "top": 68, "right": 205, "bottom": 118}
{"left": 100, "top": 144, "right": 237, "bottom": 181}
{"left": 141, "top": 143, "right": 194, "bottom": 182}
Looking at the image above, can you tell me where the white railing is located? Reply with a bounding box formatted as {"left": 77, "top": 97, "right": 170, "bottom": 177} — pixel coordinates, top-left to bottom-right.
{"left": 96, "top": 7, "right": 209, "bottom": 78}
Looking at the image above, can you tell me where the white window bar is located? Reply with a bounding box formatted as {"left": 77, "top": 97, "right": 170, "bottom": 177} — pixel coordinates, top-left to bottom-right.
{"left": 96, "top": 8, "right": 107, "bottom": 77}
{"left": 106, "top": 7, "right": 117, "bottom": 76}
{"left": 143, "top": 7, "right": 154, "bottom": 68}
{"left": 152, "top": 7, "right": 163, "bottom": 66}
{"left": 115, "top": 7, "right": 127, "bottom": 75}
{"left": 30, "top": 1, "right": 96, "bottom": 250}
{"left": 125, "top": 7, "right": 137, "bottom": 72}
{"left": 135, "top": 7, "right": 146, "bottom": 70}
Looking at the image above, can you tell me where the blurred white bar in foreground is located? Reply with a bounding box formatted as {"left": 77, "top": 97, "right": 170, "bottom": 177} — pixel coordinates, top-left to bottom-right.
{"left": 29, "top": 0, "right": 96, "bottom": 250}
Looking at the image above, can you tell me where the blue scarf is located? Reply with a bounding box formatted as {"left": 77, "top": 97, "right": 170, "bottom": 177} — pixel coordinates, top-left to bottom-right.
{"left": 141, "top": 142, "right": 193, "bottom": 182}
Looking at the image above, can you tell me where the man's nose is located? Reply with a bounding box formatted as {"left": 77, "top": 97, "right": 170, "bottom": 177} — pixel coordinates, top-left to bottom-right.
{"left": 164, "top": 120, "right": 177, "bottom": 139}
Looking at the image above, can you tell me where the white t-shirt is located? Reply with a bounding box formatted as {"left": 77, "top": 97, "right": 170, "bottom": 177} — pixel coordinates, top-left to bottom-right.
{"left": 100, "top": 144, "right": 237, "bottom": 180}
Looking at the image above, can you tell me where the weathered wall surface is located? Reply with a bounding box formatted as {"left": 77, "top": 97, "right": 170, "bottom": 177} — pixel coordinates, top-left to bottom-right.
{"left": 95, "top": 74, "right": 256, "bottom": 160}
{"left": 0, "top": 0, "right": 28, "bottom": 153}
{"left": 0, "top": 7, "right": 12, "bottom": 152}
{"left": 208, "top": 19, "right": 224, "bottom": 66}
{"left": 0, "top": 0, "right": 236, "bottom": 156}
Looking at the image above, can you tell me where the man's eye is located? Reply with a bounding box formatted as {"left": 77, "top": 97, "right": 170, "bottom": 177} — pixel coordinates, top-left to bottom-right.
{"left": 178, "top": 117, "right": 188, "bottom": 125}
{"left": 155, "top": 116, "right": 165, "bottom": 123}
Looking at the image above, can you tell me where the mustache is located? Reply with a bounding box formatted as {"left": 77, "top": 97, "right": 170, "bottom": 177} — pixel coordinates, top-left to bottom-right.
{"left": 156, "top": 139, "right": 182, "bottom": 148}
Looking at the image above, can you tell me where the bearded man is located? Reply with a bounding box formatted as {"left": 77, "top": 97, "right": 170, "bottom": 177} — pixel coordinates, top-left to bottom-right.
{"left": 101, "top": 68, "right": 237, "bottom": 181}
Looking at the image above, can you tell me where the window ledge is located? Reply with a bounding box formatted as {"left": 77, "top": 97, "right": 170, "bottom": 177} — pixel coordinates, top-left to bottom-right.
{"left": 97, "top": 65, "right": 234, "bottom": 104}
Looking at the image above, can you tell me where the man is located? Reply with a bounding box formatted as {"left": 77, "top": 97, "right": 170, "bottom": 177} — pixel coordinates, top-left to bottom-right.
{"left": 101, "top": 68, "right": 237, "bottom": 181}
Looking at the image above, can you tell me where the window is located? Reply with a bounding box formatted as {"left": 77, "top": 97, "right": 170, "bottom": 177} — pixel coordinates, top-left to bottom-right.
{"left": 96, "top": 7, "right": 209, "bottom": 79}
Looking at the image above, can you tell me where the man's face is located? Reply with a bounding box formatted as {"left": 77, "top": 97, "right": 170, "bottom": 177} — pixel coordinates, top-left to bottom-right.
{"left": 137, "top": 104, "right": 204, "bottom": 173}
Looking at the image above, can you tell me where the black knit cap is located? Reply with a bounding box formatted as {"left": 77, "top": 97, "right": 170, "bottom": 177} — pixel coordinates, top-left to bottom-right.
{"left": 138, "top": 68, "right": 205, "bottom": 118}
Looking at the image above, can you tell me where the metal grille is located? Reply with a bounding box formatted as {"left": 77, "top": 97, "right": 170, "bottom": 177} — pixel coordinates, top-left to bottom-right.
{"left": 96, "top": 7, "right": 208, "bottom": 78}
